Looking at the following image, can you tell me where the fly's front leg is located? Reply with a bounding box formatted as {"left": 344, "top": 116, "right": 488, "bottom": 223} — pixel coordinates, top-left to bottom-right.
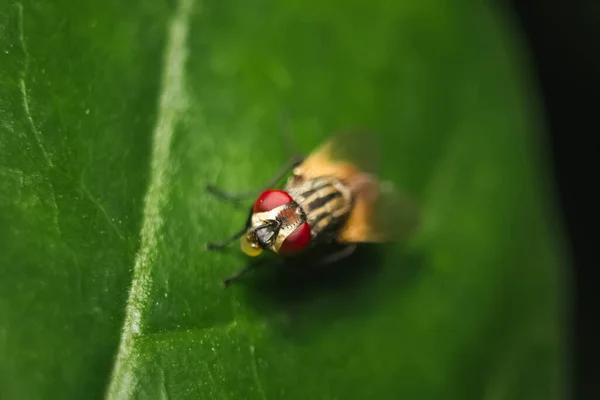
{"left": 205, "top": 206, "right": 253, "bottom": 250}
{"left": 278, "top": 109, "right": 303, "bottom": 161}
{"left": 206, "top": 155, "right": 304, "bottom": 202}
{"left": 222, "top": 258, "right": 267, "bottom": 287}
{"left": 205, "top": 226, "right": 247, "bottom": 250}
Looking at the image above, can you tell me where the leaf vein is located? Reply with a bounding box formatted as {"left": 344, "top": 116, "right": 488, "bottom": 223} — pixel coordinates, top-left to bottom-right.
{"left": 105, "top": 0, "right": 196, "bottom": 397}
{"left": 17, "top": 3, "right": 53, "bottom": 168}
{"left": 80, "top": 181, "right": 126, "bottom": 241}
{"left": 250, "top": 343, "right": 267, "bottom": 400}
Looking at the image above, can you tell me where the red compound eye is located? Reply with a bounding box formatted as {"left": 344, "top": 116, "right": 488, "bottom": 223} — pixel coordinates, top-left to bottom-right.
{"left": 279, "top": 222, "right": 311, "bottom": 255}
{"left": 253, "top": 190, "right": 293, "bottom": 213}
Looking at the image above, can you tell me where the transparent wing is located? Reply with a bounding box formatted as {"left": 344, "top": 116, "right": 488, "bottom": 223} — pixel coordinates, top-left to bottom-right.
{"left": 293, "top": 131, "right": 381, "bottom": 182}
{"left": 323, "top": 130, "right": 381, "bottom": 175}
{"left": 295, "top": 131, "right": 418, "bottom": 244}
{"left": 336, "top": 173, "right": 420, "bottom": 244}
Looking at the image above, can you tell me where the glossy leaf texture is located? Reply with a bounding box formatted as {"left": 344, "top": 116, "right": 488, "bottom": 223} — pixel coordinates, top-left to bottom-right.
{"left": 0, "top": 0, "right": 567, "bottom": 399}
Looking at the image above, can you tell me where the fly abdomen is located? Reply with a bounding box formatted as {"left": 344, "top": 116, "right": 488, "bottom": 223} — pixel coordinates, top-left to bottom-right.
{"left": 285, "top": 176, "right": 353, "bottom": 241}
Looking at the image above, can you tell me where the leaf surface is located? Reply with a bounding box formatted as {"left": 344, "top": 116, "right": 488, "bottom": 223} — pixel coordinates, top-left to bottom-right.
{"left": 0, "top": 0, "right": 566, "bottom": 399}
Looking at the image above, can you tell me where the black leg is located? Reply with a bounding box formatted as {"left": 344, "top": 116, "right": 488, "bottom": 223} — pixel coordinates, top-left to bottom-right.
{"left": 316, "top": 244, "right": 358, "bottom": 266}
{"left": 206, "top": 206, "right": 254, "bottom": 250}
{"left": 205, "top": 227, "right": 247, "bottom": 250}
{"left": 206, "top": 155, "right": 304, "bottom": 202}
{"left": 278, "top": 109, "right": 303, "bottom": 160}
{"left": 222, "top": 258, "right": 267, "bottom": 287}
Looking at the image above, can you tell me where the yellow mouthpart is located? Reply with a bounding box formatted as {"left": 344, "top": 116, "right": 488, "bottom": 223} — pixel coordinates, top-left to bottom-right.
{"left": 240, "top": 234, "right": 263, "bottom": 257}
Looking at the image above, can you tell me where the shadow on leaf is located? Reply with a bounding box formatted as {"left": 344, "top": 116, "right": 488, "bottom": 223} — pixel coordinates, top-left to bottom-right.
{"left": 238, "top": 243, "right": 426, "bottom": 340}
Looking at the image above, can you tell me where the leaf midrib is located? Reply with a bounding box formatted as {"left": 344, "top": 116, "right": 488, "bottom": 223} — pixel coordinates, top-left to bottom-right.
{"left": 104, "top": 0, "right": 195, "bottom": 397}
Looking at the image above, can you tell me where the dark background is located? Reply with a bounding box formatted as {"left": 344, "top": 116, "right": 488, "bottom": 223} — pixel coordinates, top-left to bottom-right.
{"left": 508, "top": 0, "right": 599, "bottom": 398}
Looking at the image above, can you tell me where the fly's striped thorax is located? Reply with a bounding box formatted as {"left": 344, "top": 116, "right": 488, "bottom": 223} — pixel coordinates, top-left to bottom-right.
{"left": 285, "top": 176, "right": 353, "bottom": 241}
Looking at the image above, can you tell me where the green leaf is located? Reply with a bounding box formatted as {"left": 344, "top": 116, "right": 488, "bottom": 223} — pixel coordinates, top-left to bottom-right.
{"left": 0, "top": 0, "right": 566, "bottom": 399}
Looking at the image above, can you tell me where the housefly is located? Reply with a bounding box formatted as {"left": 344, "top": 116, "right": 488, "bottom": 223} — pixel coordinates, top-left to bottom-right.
{"left": 206, "top": 131, "right": 419, "bottom": 286}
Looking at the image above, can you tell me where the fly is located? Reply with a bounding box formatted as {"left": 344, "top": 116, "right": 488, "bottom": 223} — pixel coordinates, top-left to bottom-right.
{"left": 206, "top": 131, "right": 419, "bottom": 286}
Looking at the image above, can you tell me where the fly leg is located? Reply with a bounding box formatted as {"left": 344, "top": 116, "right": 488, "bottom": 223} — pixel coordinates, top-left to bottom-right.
{"left": 205, "top": 206, "right": 253, "bottom": 250}
{"left": 316, "top": 243, "right": 358, "bottom": 266}
{"left": 278, "top": 109, "right": 303, "bottom": 160}
{"left": 205, "top": 226, "right": 247, "bottom": 250}
{"left": 222, "top": 258, "right": 267, "bottom": 287}
{"left": 206, "top": 155, "right": 303, "bottom": 202}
